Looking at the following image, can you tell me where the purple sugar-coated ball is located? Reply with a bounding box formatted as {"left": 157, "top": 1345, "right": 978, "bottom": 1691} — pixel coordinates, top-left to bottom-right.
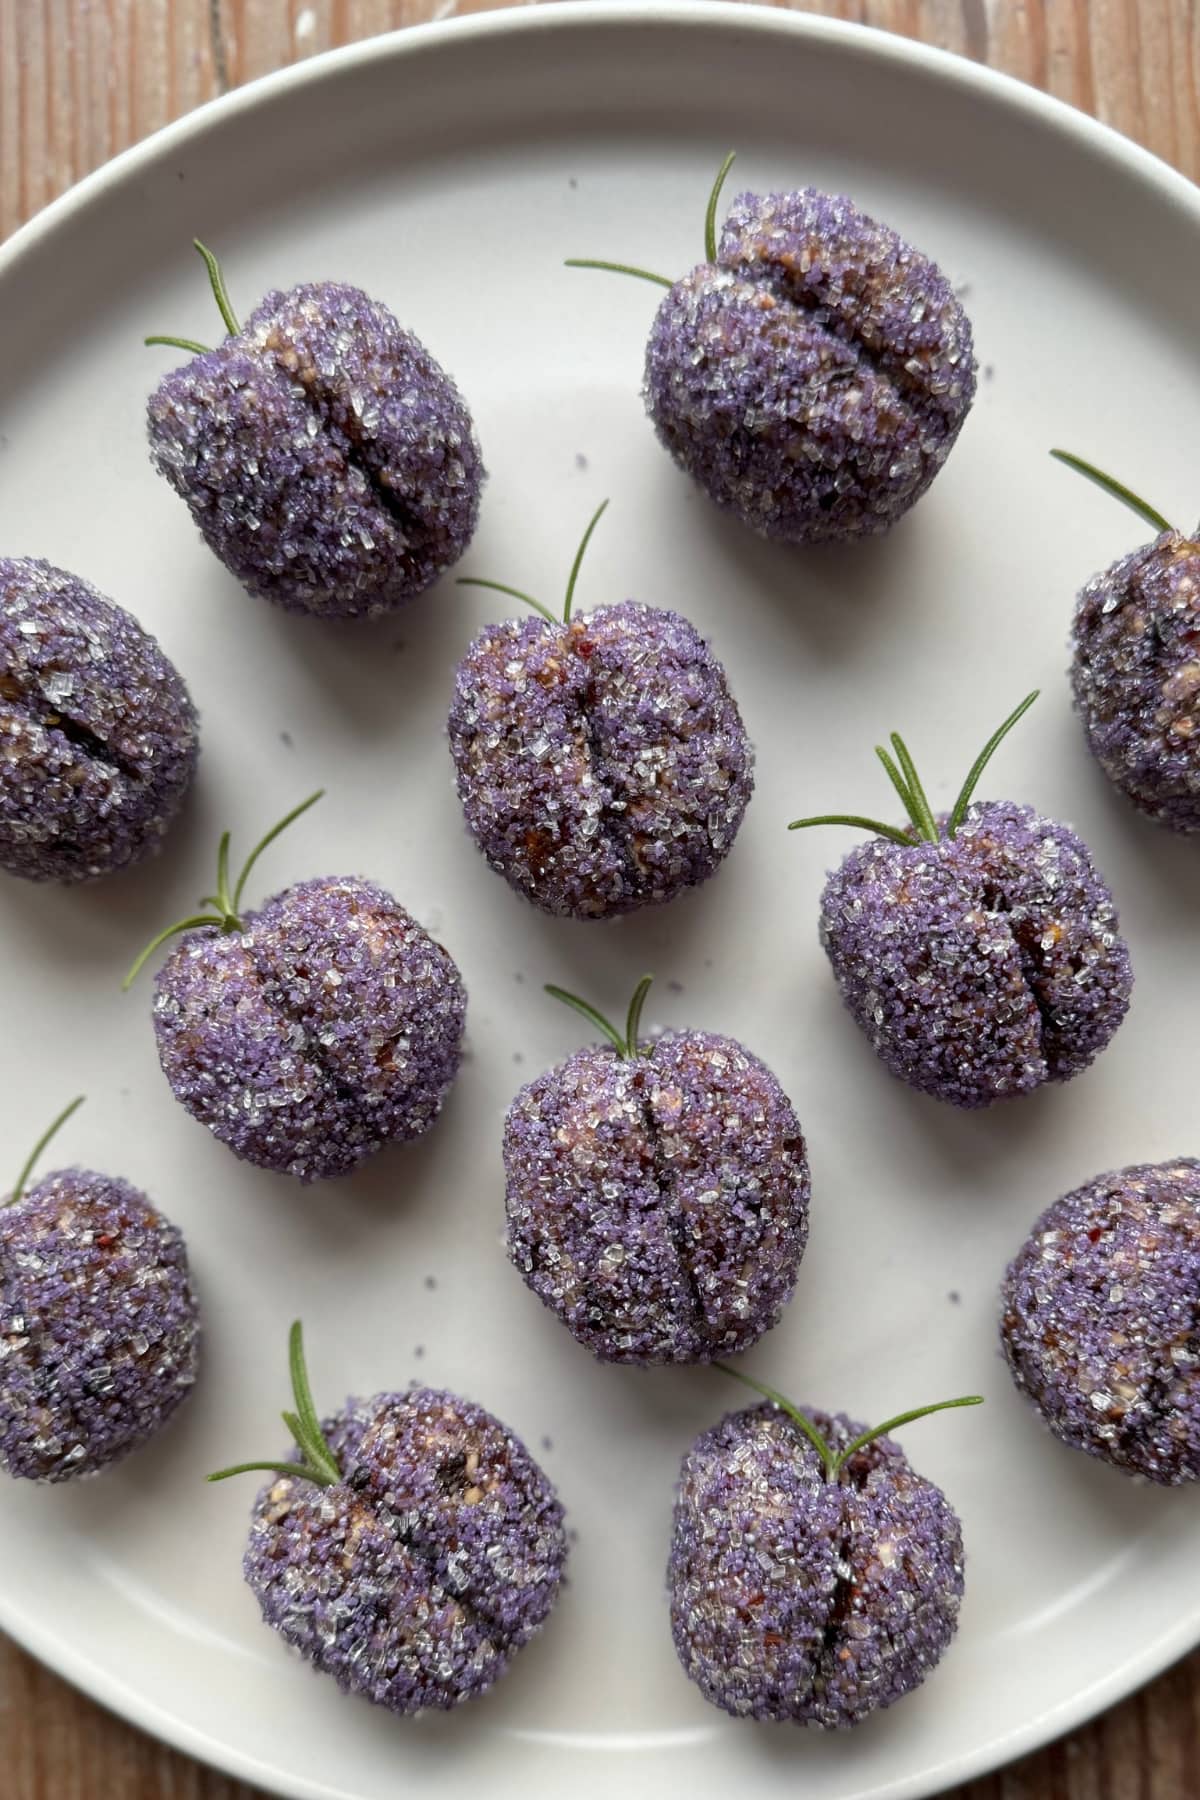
{"left": 0, "top": 1170, "right": 200, "bottom": 1481}
{"left": 818, "top": 801, "right": 1132, "bottom": 1108}
{"left": 669, "top": 1402, "right": 964, "bottom": 1726}
{"left": 503, "top": 1030, "right": 809, "bottom": 1363}
{"left": 1072, "top": 530, "right": 1200, "bottom": 831}
{"left": 0, "top": 558, "right": 199, "bottom": 883}
{"left": 147, "top": 282, "right": 484, "bottom": 618}
{"left": 644, "top": 189, "right": 976, "bottom": 543}
{"left": 243, "top": 1387, "right": 566, "bottom": 1712}
{"left": 152, "top": 875, "right": 466, "bottom": 1182}
{"left": 448, "top": 602, "right": 753, "bottom": 919}
{"left": 1001, "top": 1159, "right": 1200, "bottom": 1484}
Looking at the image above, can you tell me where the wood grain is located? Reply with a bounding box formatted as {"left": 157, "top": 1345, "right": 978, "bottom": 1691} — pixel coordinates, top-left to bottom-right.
{"left": 2, "top": 2, "right": 1199, "bottom": 1796}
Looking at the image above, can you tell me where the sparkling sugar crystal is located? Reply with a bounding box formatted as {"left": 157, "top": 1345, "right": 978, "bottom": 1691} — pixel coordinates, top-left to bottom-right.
{"left": 147, "top": 282, "right": 484, "bottom": 618}
{"left": 0, "top": 1171, "right": 200, "bottom": 1481}
{"left": 644, "top": 189, "right": 976, "bottom": 544}
{"left": 668, "top": 1404, "right": 964, "bottom": 1725}
{"left": 503, "top": 1030, "right": 809, "bottom": 1363}
{"left": 243, "top": 1387, "right": 566, "bottom": 1712}
{"left": 0, "top": 559, "right": 199, "bottom": 883}
{"left": 1001, "top": 1159, "right": 1200, "bottom": 1484}
{"left": 448, "top": 603, "right": 753, "bottom": 919}
{"left": 1071, "top": 529, "right": 1200, "bottom": 831}
{"left": 817, "top": 801, "right": 1132, "bottom": 1107}
{"left": 152, "top": 876, "right": 466, "bottom": 1182}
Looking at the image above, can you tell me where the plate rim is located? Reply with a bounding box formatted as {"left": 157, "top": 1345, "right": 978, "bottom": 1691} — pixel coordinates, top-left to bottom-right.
{"left": 2, "top": 4, "right": 1199, "bottom": 1795}
{"left": 5, "top": 0, "right": 1200, "bottom": 287}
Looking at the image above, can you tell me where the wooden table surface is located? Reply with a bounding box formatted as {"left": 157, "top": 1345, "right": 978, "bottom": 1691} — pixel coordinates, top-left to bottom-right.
{"left": 2, "top": 1, "right": 1199, "bottom": 1796}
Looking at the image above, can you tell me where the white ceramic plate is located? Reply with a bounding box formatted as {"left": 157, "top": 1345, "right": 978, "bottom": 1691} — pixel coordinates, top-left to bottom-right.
{"left": 2, "top": 6, "right": 1200, "bottom": 1796}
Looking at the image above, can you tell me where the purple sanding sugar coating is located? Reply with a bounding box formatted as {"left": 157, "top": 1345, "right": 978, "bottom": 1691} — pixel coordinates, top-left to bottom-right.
{"left": 1071, "top": 531, "right": 1200, "bottom": 831}
{"left": 152, "top": 876, "right": 466, "bottom": 1182}
{"left": 818, "top": 800, "right": 1132, "bottom": 1108}
{"left": 0, "top": 1170, "right": 199, "bottom": 1481}
{"left": 503, "top": 1031, "right": 809, "bottom": 1363}
{"left": 644, "top": 189, "right": 976, "bottom": 544}
{"left": 147, "top": 283, "right": 483, "bottom": 618}
{"left": 448, "top": 602, "right": 753, "bottom": 919}
{"left": 1001, "top": 1159, "right": 1200, "bottom": 1484}
{"left": 243, "top": 1386, "right": 566, "bottom": 1712}
{"left": 0, "top": 559, "right": 198, "bottom": 883}
{"left": 669, "top": 1402, "right": 964, "bottom": 1726}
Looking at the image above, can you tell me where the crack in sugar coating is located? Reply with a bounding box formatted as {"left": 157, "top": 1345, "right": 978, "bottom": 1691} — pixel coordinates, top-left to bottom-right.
{"left": 447, "top": 602, "right": 753, "bottom": 918}
{"left": 152, "top": 876, "right": 466, "bottom": 1181}
{"left": 147, "top": 282, "right": 484, "bottom": 618}
{"left": 818, "top": 800, "right": 1132, "bottom": 1108}
{"left": 244, "top": 1387, "right": 566, "bottom": 1712}
{"left": 644, "top": 189, "right": 975, "bottom": 544}
{"left": 503, "top": 1030, "right": 809, "bottom": 1363}
{"left": 0, "top": 1171, "right": 199, "bottom": 1481}
{"left": 0, "top": 559, "right": 199, "bottom": 883}
{"left": 669, "top": 1403, "right": 964, "bottom": 1725}
{"left": 1072, "top": 529, "right": 1200, "bottom": 830}
{"left": 1001, "top": 1159, "right": 1200, "bottom": 1484}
